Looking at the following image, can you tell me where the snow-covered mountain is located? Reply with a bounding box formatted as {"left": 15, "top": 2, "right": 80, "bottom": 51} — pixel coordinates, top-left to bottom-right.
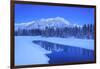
{"left": 15, "top": 17, "right": 82, "bottom": 31}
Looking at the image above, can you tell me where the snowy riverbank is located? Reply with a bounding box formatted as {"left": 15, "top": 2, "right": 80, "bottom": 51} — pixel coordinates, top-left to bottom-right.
{"left": 22, "top": 36, "right": 94, "bottom": 50}
{"left": 15, "top": 36, "right": 51, "bottom": 65}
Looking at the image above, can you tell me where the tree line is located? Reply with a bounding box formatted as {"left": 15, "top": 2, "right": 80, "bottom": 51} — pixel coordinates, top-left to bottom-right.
{"left": 15, "top": 24, "right": 94, "bottom": 39}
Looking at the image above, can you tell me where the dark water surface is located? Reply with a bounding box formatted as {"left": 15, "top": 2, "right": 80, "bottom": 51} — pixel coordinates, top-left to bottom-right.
{"left": 33, "top": 40, "right": 94, "bottom": 64}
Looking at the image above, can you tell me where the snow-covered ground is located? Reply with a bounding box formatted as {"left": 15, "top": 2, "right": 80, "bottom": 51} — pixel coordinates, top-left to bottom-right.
{"left": 15, "top": 36, "right": 94, "bottom": 65}
{"left": 15, "top": 36, "right": 51, "bottom": 66}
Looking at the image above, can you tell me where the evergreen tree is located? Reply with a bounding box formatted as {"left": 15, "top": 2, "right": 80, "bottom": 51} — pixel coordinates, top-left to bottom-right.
{"left": 83, "top": 24, "right": 87, "bottom": 35}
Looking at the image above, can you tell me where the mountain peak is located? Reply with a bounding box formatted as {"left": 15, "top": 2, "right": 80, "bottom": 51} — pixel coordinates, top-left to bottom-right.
{"left": 40, "top": 17, "right": 70, "bottom": 25}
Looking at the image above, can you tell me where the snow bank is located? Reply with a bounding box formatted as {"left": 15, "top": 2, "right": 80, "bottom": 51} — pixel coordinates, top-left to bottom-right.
{"left": 31, "top": 36, "right": 94, "bottom": 50}
{"left": 15, "top": 36, "right": 51, "bottom": 65}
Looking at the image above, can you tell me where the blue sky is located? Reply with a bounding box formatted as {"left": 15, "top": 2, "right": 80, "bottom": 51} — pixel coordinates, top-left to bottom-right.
{"left": 15, "top": 4, "right": 94, "bottom": 25}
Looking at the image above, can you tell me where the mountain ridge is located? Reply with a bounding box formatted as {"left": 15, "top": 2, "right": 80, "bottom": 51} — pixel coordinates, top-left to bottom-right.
{"left": 15, "top": 17, "right": 82, "bottom": 30}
